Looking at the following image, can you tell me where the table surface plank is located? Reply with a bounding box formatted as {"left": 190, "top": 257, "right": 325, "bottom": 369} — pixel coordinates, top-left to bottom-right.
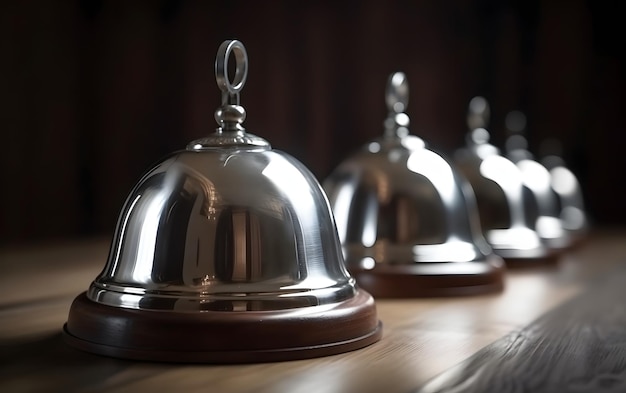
{"left": 416, "top": 254, "right": 626, "bottom": 393}
{"left": 1, "top": 230, "right": 625, "bottom": 393}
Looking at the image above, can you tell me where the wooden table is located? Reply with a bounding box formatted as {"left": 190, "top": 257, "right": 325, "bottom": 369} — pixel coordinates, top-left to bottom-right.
{"left": 1, "top": 230, "right": 625, "bottom": 393}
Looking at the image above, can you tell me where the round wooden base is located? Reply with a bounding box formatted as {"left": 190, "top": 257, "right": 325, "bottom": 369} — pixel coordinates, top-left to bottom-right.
{"left": 63, "top": 291, "right": 381, "bottom": 363}
{"left": 349, "top": 254, "right": 505, "bottom": 298}
{"left": 503, "top": 251, "right": 561, "bottom": 268}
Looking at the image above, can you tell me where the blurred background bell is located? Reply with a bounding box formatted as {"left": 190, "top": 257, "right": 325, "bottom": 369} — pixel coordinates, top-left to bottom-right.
{"left": 63, "top": 40, "right": 381, "bottom": 363}
{"left": 323, "top": 73, "right": 504, "bottom": 298}
{"left": 539, "top": 138, "right": 588, "bottom": 246}
{"left": 504, "top": 110, "right": 572, "bottom": 252}
{"left": 454, "top": 97, "right": 553, "bottom": 264}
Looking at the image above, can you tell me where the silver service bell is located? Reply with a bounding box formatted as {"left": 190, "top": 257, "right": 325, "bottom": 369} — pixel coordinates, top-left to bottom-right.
{"left": 63, "top": 40, "right": 381, "bottom": 363}
{"left": 539, "top": 138, "right": 588, "bottom": 246}
{"left": 504, "top": 110, "right": 572, "bottom": 252}
{"left": 323, "top": 73, "right": 504, "bottom": 298}
{"left": 454, "top": 97, "right": 553, "bottom": 264}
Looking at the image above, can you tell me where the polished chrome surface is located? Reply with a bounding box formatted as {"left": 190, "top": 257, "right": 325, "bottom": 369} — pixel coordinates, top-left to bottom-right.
{"left": 504, "top": 111, "right": 571, "bottom": 250}
{"left": 323, "top": 73, "right": 495, "bottom": 268}
{"left": 454, "top": 98, "right": 547, "bottom": 259}
{"left": 88, "top": 40, "right": 355, "bottom": 311}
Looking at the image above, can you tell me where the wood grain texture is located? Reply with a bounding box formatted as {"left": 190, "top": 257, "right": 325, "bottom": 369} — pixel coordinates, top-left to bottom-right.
{"left": 417, "top": 262, "right": 626, "bottom": 393}
{"left": 0, "top": 230, "right": 625, "bottom": 393}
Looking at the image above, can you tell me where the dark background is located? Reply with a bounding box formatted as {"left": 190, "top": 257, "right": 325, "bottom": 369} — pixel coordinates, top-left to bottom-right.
{"left": 1, "top": 0, "right": 624, "bottom": 246}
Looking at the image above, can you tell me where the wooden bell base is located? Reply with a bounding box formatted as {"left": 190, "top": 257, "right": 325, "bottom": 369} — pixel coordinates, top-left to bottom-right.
{"left": 349, "top": 255, "right": 505, "bottom": 298}
{"left": 63, "top": 291, "right": 381, "bottom": 363}
{"left": 502, "top": 251, "right": 561, "bottom": 268}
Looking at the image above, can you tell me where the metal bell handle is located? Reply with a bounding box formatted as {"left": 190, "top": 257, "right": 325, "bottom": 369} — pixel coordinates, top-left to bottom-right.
{"left": 215, "top": 40, "right": 248, "bottom": 106}
{"left": 505, "top": 110, "right": 527, "bottom": 134}
{"left": 383, "top": 72, "right": 411, "bottom": 136}
{"left": 386, "top": 72, "right": 409, "bottom": 114}
{"left": 467, "top": 96, "right": 490, "bottom": 130}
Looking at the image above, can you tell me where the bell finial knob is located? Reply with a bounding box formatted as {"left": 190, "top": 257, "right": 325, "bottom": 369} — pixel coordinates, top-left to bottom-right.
{"left": 504, "top": 110, "right": 530, "bottom": 155}
{"left": 467, "top": 96, "right": 490, "bottom": 131}
{"left": 386, "top": 72, "right": 409, "bottom": 113}
{"left": 505, "top": 110, "right": 527, "bottom": 134}
{"left": 384, "top": 72, "right": 410, "bottom": 136}
{"left": 214, "top": 40, "right": 248, "bottom": 132}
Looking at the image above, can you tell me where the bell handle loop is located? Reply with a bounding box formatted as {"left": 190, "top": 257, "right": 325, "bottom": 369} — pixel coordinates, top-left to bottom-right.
{"left": 215, "top": 40, "right": 248, "bottom": 106}
{"left": 385, "top": 72, "right": 409, "bottom": 114}
{"left": 467, "top": 96, "right": 490, "bottom": 131}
